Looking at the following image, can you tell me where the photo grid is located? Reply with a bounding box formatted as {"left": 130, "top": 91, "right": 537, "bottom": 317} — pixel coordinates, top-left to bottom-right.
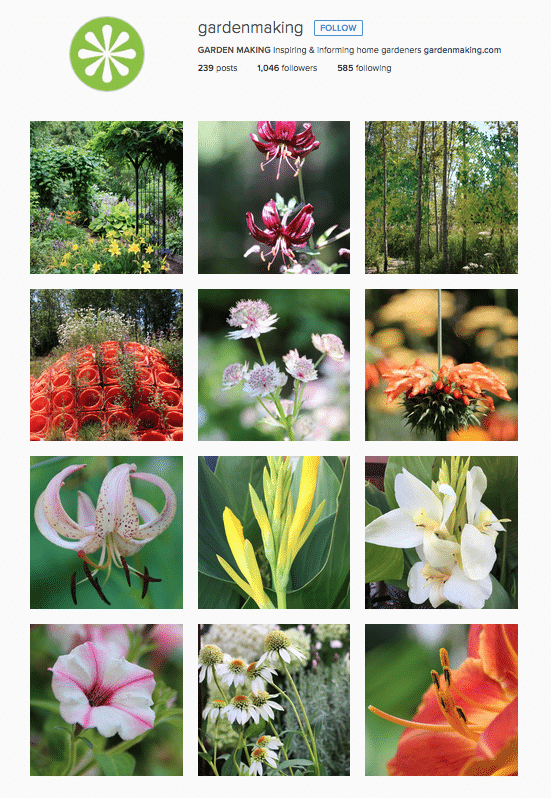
{"left": 23, "top": 13, "right": 523, "bottom": 784}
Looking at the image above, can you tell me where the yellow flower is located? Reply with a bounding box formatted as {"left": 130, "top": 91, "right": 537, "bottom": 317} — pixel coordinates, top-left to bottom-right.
{"left": 160, "top": 258, "right": 168, "bottom": 272}
{"left": 107, "top": 230, "right": 117, "bottom": 239}
{"left": 216, "top": 508, "right": 275, "bottom": 609}
{"left": 141, "top": 261, "right": 151, "bottom": 273}
{"left": 72, "top": 244, "right": 79, "bottom": 252}
{"left": 92, "top": 262, "right": 102, "bottom": 273}
{"left": 128, "top": 243, "right": 140, "bottom": 254}
{"left": 146, "top": 245, "right": 154, "bottom": 254}
{"left": 108, "top": 242, "right": 121, "bottom": 257}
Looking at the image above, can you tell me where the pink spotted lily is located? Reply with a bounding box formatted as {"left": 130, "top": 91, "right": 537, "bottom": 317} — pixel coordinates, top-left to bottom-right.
{"left": 35, "top": 463, "right": 177, "bottom": 605}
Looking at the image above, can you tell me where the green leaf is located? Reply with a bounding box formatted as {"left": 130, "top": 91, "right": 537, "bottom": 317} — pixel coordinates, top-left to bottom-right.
{"left": 484, "top": 574, "right": 513, "bottom": 608}
{"left": 93, "top": 750, "right": 136, "bottom": 776}
{"left": 286, "top": 458, "right": 349, "bottom": 608}
{"left": 199, "top": 570, "right": 241, "bottom": 608}
{"left": 243, "top": 719, "right": 266, "bottom": 739}
{"left": 272, "top": 758, "right": 314, "bottom": 772}
{"left": 221, "top": 755, "right": 239, "bottom": 775}
{"left": 214, "top": 456, "right": 267, "bottom": 546}
{"left": 365, "top": 541, "right": 404, "bottom": 581}
{"left": 30, "top": 699, "right": 61, "bottom": 715}
{"left": 365, "top": 481, "right": 390, "bottom": 514}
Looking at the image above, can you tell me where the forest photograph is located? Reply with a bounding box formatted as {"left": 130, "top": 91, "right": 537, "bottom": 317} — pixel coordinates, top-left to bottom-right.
{"left": 365, "top": 122, "right": 517, "bottom": 274}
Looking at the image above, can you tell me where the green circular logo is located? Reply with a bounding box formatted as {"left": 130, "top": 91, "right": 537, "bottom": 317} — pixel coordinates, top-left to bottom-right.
{"left": 70, "top": 17, "right": 144, "bottom": 91}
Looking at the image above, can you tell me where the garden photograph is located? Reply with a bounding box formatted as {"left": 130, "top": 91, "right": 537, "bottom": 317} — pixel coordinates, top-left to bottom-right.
{"left": 365, "top": 624, "right": 517, "bottom": 775}
{"left": 199, "top": 623, "right": 350, "bottom": 775}
{"left": 365, "top": 455, "right": 517, "bottom": 610}
{"left": 199, "top": 456, "right": 349, "bottom": 609}
{"left": 198, "top": 289, "right": 350, "bottom": 441}
{"left": 365, "top": 121, "right": 517, "bottom": 273}
{"left": 30, "top": 289, "right": 183, "bottom": 441}
{"left": 31, "top": 623, "right": 183, "bottom": 775}
{"left": 365, "top": 288, "right": 518, "bottom": 440}
{"left": 199, "top": 121, "right": 350, "bottom": 274}
{"left": 30, "top": 121, "right": 183, "bottom": 274}
{"left": 31, "top": 455, "right": 183, "bottom": 609}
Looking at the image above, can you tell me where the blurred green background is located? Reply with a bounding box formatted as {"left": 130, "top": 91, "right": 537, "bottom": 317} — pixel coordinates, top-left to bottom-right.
{"left": 365, "top": 624, "right": 469, "bottom": 775}
{"left": 30, "top": 456, "right": 182, "bottom": 608}
{"left": 198, "top": 289, "right": 350, "bottom": 440}
{"left": 198, "top": 121, "right": 350, "bottom": 273}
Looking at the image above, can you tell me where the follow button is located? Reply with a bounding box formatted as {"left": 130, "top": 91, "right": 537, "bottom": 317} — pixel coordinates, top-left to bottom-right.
{"left": 314, "top": 20, "right": 363, "bottom": 35}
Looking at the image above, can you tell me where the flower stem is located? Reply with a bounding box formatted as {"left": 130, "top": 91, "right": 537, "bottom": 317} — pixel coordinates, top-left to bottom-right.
{"left": 271, "top": 682, "right": 315, "bottom": 764}
{"left": 275, "top": 585, "right": 287, "bottom": 609}
{"left": 198, "top": 735, "right": 220, "bottom": 775}
{"left": 62, "top": 726, "right": 79, "bottom": 776}
{"left": 278, "top": 658, "right": 321, "bottom": 774}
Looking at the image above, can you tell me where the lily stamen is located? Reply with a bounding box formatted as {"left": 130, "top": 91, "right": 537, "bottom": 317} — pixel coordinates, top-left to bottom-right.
{"left": 369, "top": 647, "right": 481, "bottom": 742}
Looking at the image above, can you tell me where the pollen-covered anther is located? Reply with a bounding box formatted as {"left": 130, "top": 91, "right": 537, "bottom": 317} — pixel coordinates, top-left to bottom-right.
{"left": 368, "top": 646, "right": 480, "bottom": 742}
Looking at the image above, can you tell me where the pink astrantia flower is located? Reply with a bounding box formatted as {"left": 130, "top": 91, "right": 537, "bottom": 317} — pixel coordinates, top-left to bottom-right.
{"left": 222, "top": 362, "right": 249, "bottom": 389}
{"left": 311, "top": 333, "right": 345, "bottom": 361}
{"left": 243, "top": 362, "right": 287, "bottom": 397}
{"left": 35, "top": 463, "right": 177, "bottom": 604}
{"left": 282, "top": 349, "right": 318, "bottom": 382}
{"left": 227, "top": 299, "right": 278, "bottom": 339}
{"left": 246, "top": 199, "right": 315, "bottom": 270}
{"left": 250, "top": 121, "right": 320, "bottom": 178}
{"left": 49, "top": 642, "right": 155, "bottom": 741}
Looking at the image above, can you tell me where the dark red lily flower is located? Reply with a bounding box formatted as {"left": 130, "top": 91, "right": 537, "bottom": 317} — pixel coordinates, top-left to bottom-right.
{"left": 251, "top": 121, "right": 320, "bottom": 178}
{"left": 246, "top": 199, "right": 315, "bottom": 270}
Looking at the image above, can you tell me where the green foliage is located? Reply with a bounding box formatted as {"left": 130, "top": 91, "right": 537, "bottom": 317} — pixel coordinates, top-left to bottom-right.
{"left": 30, "top": 146, "right": 106, "bottom": 221}
{"left": 198, "top": 456, "right": 349, "bottom": 608}
{"left": 365, "top": 121, "right": 518, "bottom": 273}
{"left": 286, "top": 659, "right": 350, "bottom": 776}
{"left": 88, "top": 200, "right": 137, "bottom": 237}
{"left": 90, "top": 121, "right": 183, "bottom": 187}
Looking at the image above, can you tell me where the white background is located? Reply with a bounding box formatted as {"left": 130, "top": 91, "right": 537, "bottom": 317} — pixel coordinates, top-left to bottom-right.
{"left": 8, "top": 0, "right": 544, "bottom": 790}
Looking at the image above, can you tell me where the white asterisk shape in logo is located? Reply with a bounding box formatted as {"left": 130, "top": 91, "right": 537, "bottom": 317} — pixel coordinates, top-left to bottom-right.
{"left": 78, "top": 24, "right": 136, "bottom": 84}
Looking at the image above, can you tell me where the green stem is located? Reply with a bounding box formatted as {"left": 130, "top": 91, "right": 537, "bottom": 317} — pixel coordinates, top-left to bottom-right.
{"left": 280, "top": 659, "right": 321, "bottom": 775}
{"left": 212, "top": 671, "right": 229, "bottom": 703}
{"left": 268, "top": 720, "right": 293, "bottom": 775}
{"left": 271, "top": 683, "right": 315, "bottom": 764}
{"left": 499, "top": 523, "right": 508, "bottom": 588}
{"left": 297, "top": 168, "right": 315, "bottom": 250}
{"left": 255, "top": 337, "right": 267, "bottom": 366}
{"left": 62, "top": 726, "right": 79, "bottom": 776}
{"left": 275, "top": 585, "right": 287, "bottom": 609}
{"left": 437, "top": 289, "right": 442, "bottom": 370}
{"left": 198, "top": 735, "right": 220, "bottom": 775}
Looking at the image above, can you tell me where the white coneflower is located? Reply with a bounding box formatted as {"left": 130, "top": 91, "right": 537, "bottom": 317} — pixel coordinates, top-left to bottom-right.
{"left": 258, "top": 630, "right": 307, "bottom": 666}
{"left": 246, "top": 660, "right": 279, "bottom": 695}
{"left": 222, "top": 694, "right": 253, "bottom": 725}
{"left": 256, "top": 734, "right": 283, "bottom": 752}
{"left": 249, "top": 690, "right": 284, "bottom": 722}
{"left": 218, "top": 657, "right": 248, "bottom": 688}
{"left": 248, "top": 745, "right": 279, "bottom": 776}
{"left": 202, "top": 699, "right": 227, "bottom": 721}
{"left": 198, "top": 644, "right": 224, "bottom": 682}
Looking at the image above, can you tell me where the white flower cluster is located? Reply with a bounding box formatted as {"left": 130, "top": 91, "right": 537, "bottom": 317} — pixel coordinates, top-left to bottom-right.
{"left": 202, "top": 624, "right": 274, "bottom": 661}
{"left": 58, "top": 307, "right": 134, "bottom": 351}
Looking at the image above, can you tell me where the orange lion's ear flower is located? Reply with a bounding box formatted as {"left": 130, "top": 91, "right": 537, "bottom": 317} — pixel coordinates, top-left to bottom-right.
{"left": 369, "top": 624, "right": 518, "bottom": 776}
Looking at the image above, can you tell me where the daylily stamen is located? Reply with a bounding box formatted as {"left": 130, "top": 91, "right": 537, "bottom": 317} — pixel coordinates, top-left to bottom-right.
{"left": 370, "top": 647, "right": 481, "bottom": 742}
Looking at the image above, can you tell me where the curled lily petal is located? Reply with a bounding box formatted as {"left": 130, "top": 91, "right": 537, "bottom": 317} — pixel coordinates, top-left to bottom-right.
{"left": 35, "top": 493, "right": 95, "bottom": 550}
{"left": 42, "top": 464, "right": 92, "bottom": 541}
{"left": 130, "top": 471, "right": 177, "bottom": 538}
